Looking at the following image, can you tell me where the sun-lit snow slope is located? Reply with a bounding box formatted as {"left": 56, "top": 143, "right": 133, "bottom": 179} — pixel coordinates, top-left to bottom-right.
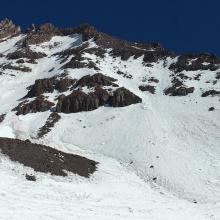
{"left": 0, "top": 31, "right": 219, "bottom": 220}
{"left": 0, "top": 144, "right": 214, "bottom": 220}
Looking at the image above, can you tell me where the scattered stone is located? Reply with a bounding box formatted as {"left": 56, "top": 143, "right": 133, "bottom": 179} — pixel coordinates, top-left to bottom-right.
{"left": 25, "top": 174, "right": 36, "bottom": 181}
{"left": 139, "top": 85, "right": 155, "bottom": 94}
{"left": 208, "top": 107, "right": 215, "bottom": 111}
{"left": 148, "top": 77, "right": 159, "bottom": 83}
{"left": 117, "top": 70, "right": 132, "bottom": 79}
{"left": 194, "top": 74, "right": 201, "bottom": 81}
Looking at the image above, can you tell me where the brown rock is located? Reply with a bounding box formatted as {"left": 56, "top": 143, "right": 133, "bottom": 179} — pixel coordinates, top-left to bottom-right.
{"left": 13, "top": 97, "right": 54, "bottom": 115}
{"left": 109, "top": 87, "right": 142, "bottom": 107}
{"left": 0, "top": 18, "right": 21, "bottom": 40}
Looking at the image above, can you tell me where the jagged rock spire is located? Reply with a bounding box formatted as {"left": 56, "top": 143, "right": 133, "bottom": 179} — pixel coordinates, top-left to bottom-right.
{"left": 0, "top": 18, "right": 21, "bottom": 40}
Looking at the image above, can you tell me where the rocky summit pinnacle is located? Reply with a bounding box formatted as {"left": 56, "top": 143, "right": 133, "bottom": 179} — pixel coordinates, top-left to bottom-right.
{"left": 0, "top": 18, "right": 21, "bottom": 40}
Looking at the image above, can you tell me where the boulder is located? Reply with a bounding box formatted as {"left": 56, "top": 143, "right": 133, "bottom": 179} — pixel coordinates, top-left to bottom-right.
{"left": 164, "top": 85, "right": 195, "bottom": 96}
{"left": 109, "top": 87, "right": 142, "bottom": 107}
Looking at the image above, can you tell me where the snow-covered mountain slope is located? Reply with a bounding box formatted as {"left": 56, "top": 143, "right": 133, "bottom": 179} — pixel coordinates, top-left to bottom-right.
{"left": 0, "top": 20, "right": 219, "bottom": 219}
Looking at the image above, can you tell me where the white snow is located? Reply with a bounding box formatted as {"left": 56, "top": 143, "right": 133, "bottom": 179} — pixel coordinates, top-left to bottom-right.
{"left": 0, "top": 35, "right": 219, "bottom": 220}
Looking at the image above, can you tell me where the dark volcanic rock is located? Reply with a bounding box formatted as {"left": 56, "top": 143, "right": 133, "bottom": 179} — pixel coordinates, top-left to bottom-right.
{"left": 7, "top": 49, "right": 46, "bottom": 60}
{"left": 25, "top": 174, "right": 36, "bottom": 181}
{"left": 26, "top": 77, "right": 75, "bottom": 98}
{"left": 0, "top": 114, "right": 6, "bottom": 123}
{"left": 74, "top": 73, "right": 118, "bottom": 88}
{"left": 0, "top": 18, "right": 21, "bottom": 40}
{"left": 164, "top": 84, "right": 195, "bottom": 96}
{"left": 148, "top": 77, "right": 159, "bottom": 83}
{"left": 56, "top": 86, "right": 142, "bottom": 113}
{"left": 13, "top": 97, "right": 54, "bottom": 115}
{"left": 0, "top": 64, "right": 32, "bottom": 72}
{"left": 208, "top": 107, "right": 215, "bottom": 111}
{"left": 37, "top": 112, "right": 61, "bottom": 138}
{"left": 0, "top": 137, "right": 98, "bottom": 177}
{"left": 201, "top": 90, "right": 220, "bottom": 97}
{"left": 62, "top": 56, "right": 99, "bottom": 70}
{"left": 56, "top": 91, "right": 100, "bottom": 113}
{"left": 169, "top": 53, "right": 220, "bottom": 73}
{"left": 109, "top": 87, "right": 142, "bottom": 107}
{"left": 216, "top": 72, "right": 220, "bottom": 79}
{"left": 139, "top": 85, "right": 155, "bottom": 94}
{"left": 61, "top": 24, "right": 173, "bottom": 62}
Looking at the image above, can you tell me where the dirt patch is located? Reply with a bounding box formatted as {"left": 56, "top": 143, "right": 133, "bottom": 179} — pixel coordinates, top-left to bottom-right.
{"left": 0, "top": 137, "right": 98, "bottom": 177}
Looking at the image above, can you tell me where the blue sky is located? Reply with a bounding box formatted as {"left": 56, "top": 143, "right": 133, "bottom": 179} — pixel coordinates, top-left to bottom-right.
{"left": 1, "top": 0, "right": 220, "bottom": 55}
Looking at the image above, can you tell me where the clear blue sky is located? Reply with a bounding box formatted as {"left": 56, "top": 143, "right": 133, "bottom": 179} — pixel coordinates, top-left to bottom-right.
{"left": 1, "top": 0, "right": 220, "bottom": 55}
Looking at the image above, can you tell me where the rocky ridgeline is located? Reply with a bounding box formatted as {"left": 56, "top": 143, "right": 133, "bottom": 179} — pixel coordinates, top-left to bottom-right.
{"left": 0, "top": 18, "right": 20, "bottom": 40}
{"left": 0, "top": 18, "right": 218, "bottom": 119}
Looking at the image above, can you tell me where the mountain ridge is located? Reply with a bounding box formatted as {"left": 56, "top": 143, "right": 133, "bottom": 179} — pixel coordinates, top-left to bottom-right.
{"left": 0, "top": 17, "right": 219, "bottom": 220}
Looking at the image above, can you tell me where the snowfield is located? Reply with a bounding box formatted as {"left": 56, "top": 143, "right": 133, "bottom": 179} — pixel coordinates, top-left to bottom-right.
{"left": 0, "top": 33, "right": 219, "bottom": 220}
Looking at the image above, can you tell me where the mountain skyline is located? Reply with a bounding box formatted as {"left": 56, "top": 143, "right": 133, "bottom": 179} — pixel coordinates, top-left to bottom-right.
{"left": 1, "top": 0, "right": 220, "bottom": 55}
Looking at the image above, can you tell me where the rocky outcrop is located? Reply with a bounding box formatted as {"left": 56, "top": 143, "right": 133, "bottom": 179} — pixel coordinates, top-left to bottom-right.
{"left": 74, "top": 73, "right": 118, "bottom": 88}
{"left": 201, "top": 90, "right": 220, "bottom": 97}
{"left": 169, "top": 53, "right": 220, "bottom": 73}
{"left": 37, "top": 112, "right": 61, "bottom": 138}
{"left": 7, "top": 49, "right": 46, "bottom": 61}
{"left": 139, "top": 85, "right": 155, "bottom": 94}
{"left": 0, "top": 19, "right": 20, "bottom": 40}
{"left": 0, "top": 137, "right": 97, "bottom": 177}
{"left": 56, "top": 91, "right": 100, "bottom": 113}
{"left": 60, "top": 24, "right": 173, "bottom": 62}
{"left": 56, "top": 87, "right": 141, "bottom": 113}
{"left": 164, "top": 84, "right": 195, "bottom": 96}
{"left": 13, "top": 97, "right": 54, "bottom": 115}
{"left": 0, "top": 114, "right": 6, "bottom": 123}
{"left": 26, "top": 77, "right": 75, "bottom": 98}
{"left": 23, "top": 23, "right": 60, "bottom": 46}
{"left": 216, "top": 72, "right": 220, "bottom": 79}
{"left": 109, "top": 87, "right": 142, "bottom": 107}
